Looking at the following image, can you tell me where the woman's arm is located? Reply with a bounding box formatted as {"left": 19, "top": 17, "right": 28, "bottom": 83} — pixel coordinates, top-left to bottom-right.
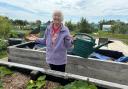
{"left": 35, "top": 38, "right": 46, "bottom": 45}
{"left": 35, "top": 28, "right": 48, "bottom": 45}
{"left": 64, "top": 28, "right": 73, "bottom": 49}
{"left": 26, "top": 28, "right": 48, "bottom": 45}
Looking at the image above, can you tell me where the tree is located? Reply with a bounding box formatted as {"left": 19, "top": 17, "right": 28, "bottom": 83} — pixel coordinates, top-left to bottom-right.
{"left": 12, "top": 19, "right": 28, "bottom": 26}
{"left": 77, "top": 17, "right": 92, "bottom": 33}
{"left": 111, "top": 21, "right": 128, "bottom": 34}
{"left": 90, "top": 23, "right": 99, "bottom": 32}
{"left": 65, "top": 21, "right": 77, "bottom": 32}
{"left": 0, "top": 16, "right": 13, "bottom": 39}
{"left": 98, "top": 20, "right": 116, "bottom": 30}
{"left": 11, "top": 19, "right": 29, "bottom": 30}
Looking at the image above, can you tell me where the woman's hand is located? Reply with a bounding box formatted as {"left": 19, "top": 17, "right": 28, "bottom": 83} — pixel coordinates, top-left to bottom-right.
{"left": 26, "top": 34, "right": 38, "bottom": 41}
{"left": 65, "top": 35, "right": 76, "bottom": 41}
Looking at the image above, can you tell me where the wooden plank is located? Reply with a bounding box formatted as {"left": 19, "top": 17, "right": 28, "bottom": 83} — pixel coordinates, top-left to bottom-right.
{"left": 8, "top": 47, "right": 45, "bottom": 59}
{"left": 8, "top": 55, "right": 49, "bottom": 68}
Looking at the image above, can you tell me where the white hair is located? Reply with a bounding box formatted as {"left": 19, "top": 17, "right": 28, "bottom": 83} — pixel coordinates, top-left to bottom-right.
{"left": 52, "top": 10, "right": 64, "bottom": 21}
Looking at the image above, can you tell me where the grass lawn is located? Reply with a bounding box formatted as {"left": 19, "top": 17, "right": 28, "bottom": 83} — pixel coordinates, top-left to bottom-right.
{"left": 91, "top": 31, "right": 128, "bottom": 45}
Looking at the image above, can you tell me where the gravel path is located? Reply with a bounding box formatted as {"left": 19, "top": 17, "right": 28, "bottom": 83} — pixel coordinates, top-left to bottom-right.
{"left": 96, "top": 39, "right": 128, "bottom": 56}
{"left": 107, "top": 40, "right": 128, "bottom": 56}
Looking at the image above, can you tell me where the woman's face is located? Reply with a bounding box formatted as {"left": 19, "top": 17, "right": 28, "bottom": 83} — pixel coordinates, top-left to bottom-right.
{"left": 53, "top": 12, "right": 62, "bottom": 25}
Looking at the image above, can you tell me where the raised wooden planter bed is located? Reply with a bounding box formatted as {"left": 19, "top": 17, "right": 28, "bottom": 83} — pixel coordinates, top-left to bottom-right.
{"left": 7, "top": 42, "right": 128, "bottom": 87}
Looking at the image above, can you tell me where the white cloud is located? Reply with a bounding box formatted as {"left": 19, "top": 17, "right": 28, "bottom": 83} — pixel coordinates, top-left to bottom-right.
{"left": 0, "top": 0, "right": 128, "bottom": 22}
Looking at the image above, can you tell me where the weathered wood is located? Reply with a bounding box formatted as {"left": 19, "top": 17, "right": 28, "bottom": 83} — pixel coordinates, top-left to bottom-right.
{"left": 9, "top": 48, "right": 44, "bottom": 59}
{"left": 67, "top": 56, "right": 128, "bottom": 85}
{"left": 30, "top": 70, "right": 40, "bottom": 80}
{"left": 8, "top": 55, "right": 49, "bottom": 68}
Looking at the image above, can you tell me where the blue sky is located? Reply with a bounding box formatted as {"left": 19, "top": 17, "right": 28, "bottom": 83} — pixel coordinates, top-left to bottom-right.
{"left": 0, "top": 0, "right": 128, "bottom": 23}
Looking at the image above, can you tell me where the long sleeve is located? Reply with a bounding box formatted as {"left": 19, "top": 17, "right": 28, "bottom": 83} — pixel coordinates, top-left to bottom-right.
{"left": 35, "top": 28, "right": 47, "bottom": 45}
{"left": 64, "top": 28, "right": 73, "bottom": 49}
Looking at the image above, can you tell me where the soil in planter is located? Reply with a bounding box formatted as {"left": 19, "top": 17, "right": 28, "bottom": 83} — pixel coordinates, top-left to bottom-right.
{"left": 45, "top": 80, "right": 61, "bottom": 89}
{"left": 1, "top": 72, "right": 30, "bottom": 89}
{"left": 1, "top": 72, "right": 61, "bottom": 89}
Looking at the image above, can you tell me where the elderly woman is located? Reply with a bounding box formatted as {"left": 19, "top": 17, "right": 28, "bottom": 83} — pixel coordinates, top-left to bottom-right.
{"left": 27, "top": 10, "right": 73, "bottom": 72}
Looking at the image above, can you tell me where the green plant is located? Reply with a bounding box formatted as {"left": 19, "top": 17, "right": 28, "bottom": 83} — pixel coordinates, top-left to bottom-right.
{"left": 54, "top": 80, "right": 97, "bottom": 89}
{"left": 0, "top": 66, "right": 13, "bottom": 77}
{"left": 0, "top": 16, "right": 13, "bottom": 39}
{"left": 9, "top": 30, "right": 19, "bottom": 38}
{"left": 26, "top": 75, "right": 46, "bottom": 89}
{"left": 0, "top": 80, "right": 3, "bottom": 89}
{"left": 0, "top": 50, "right": 7, "bottom": 59}
{"left": 0, "top": 40, "right": 7, "bottom": 50}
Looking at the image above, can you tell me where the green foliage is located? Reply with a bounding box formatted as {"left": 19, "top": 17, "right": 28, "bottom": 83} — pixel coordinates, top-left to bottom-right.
{"left": 12, "top": 19, "right": 28, "bottom": 26}
{"left": 0, "top": 50, "right": 7, "bottom": 59}
{"left": 0, "top": 40, "right": 7, "bottom": 58}
{"left": 98, "top": 19, "right": 128, "bottom": 34}
{"left": 0, "top": 66, "right": 13, "bottom": 77}
{"left": 93, "top": 31, "right": 128, "bottom": 39}
{"left": 0, "top": 80, "right": 3, "bottom": 89}
{"left": 26, "top": 75, "right": 46, "bottom": 89}
{"left": 98, "top": 20, "right": 115, "bottom": 30}
{"left": 65, "top": 21, "right": 77, "bottom": 32}
{"left": 9, "top": 30, "right": 19, "bottom": 38}
{"left": 65, "top": 17, "right": 97, "bottom": 34}
{"left": 90, "top": 23, "right": 99, "bottom": 33}
{"left": 0, "top": 16, "right": 13, "bottom": 39}
{"left": 0, "top": 40, "right": 7, "bottom": 50}
{"left": 92, "top": 31, "right": 128, "bottom": 45}
{"left": 111, "top": 22, "right": 128, "bottom": 34}
{"left": 78, "top": 17, "right": 92, "bottom": 33}
{"left": 54, "top": 80, "right": 97, "bottom": 89}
